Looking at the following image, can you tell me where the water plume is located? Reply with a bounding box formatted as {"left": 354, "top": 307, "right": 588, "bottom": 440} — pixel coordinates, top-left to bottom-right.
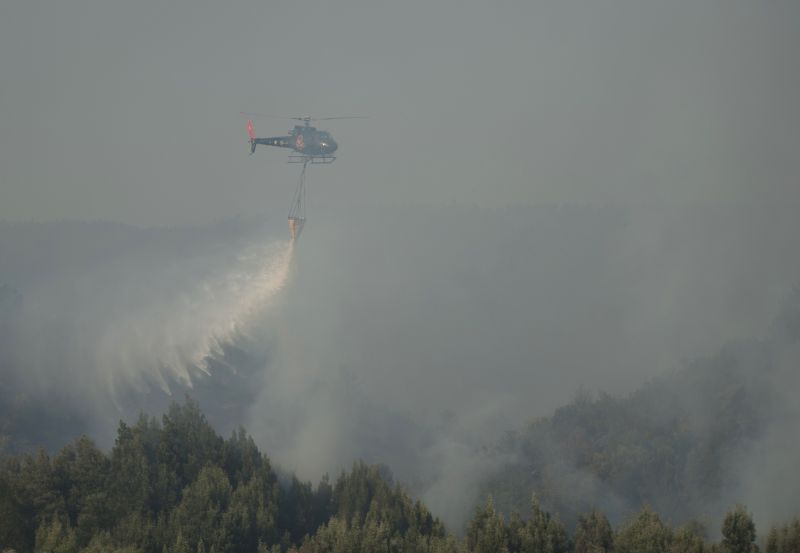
{"left": 0, "top": 220, "right": 295, "bottom": 417}
{"left": 97, "top": 239, "right": 295, "bottom": 398}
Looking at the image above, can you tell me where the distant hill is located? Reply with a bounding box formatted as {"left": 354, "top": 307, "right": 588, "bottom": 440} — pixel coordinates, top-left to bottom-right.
{"left": 482, "top": 289, "right": 800, "bottom": 530}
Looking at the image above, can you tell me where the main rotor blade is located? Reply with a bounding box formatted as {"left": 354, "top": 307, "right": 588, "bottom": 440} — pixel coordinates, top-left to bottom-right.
{"left": 240, "top": 112, "right": 369, "bottom": 122}
{"left": 313, "top": 116, "right": 370, "bottom": 121}
{"left": 239, "top": 112, "right": 299, "bottom": 120}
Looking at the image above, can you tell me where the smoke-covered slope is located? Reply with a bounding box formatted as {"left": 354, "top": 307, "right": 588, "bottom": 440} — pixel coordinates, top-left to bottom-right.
{"left": 2, "top": 203, "right": 800, "bottom": 532}
{"left": 483, "top": 290, "right": 800, "bottom": 530}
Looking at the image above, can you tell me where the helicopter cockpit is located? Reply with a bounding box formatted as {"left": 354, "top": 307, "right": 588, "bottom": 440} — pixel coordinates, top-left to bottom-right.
{"left": 317, "top": 131, "right": 338, "bottom": 153}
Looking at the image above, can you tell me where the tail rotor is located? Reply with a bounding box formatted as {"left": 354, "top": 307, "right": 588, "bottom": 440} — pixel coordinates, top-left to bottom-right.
{"left": 247, "top": 119, "right": 256, "bottom": 154}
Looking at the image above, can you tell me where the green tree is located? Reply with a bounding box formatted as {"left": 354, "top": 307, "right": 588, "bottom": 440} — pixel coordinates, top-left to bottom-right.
{"left": 171, "top": 465, "right": 232, "bottom": 551}
{"left": 507, "top": 495, "right": 569, "bottom": 553}
{"left": 223, "top": 427, "right": 265, "bottom": 487}
{"left": 466, "top": 496, "right": 508, "bottom": 553}
{"left": 52, "top": 436, "right": 109, "bottom": 525}
{"left": 765, "top": 527, "right": 779, "bottom": 553}
{"left": 574, "top": 510, "right": 614, "bottom": 553}
{"left": 33, "top": 517, "right": 79, "bottom": 553}
{"left": 108, "top": 421, "right": 151, "bottom": 521}
{"left": 81, "top": 531, "right": 140, "bottom": 553}
{"left": 0, "top": 470, "right": 28, "bottom": 552}
{"left": 529, "top": 495, "right": 569, "bottom": 553}
{"left": 616, "top": 506, "right": 672, "bottom": 553}
{"left": 721, "top": 505, "right": 758, "bottom": 553}
{"left": 221, "top": 473, "right": 279, "bottom": 551}
{"left": 15, "top": 450, "right": 65, "bottom": 530}
{"left": 763, "top": 518, "right": 800, "bottom": 553}
{"left": 172, "top": 531, "right": 191, "bottom": 553}
{"left": 669, "top": 523, "right": 706, "bottom": 553}
{"left": 158, "top": 399, "right": 224, "bottom": 493}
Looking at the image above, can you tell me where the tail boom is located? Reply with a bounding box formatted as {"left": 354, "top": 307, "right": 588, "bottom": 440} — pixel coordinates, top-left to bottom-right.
{"left": 246, "top": 121, "right": 294, "bottom": 153}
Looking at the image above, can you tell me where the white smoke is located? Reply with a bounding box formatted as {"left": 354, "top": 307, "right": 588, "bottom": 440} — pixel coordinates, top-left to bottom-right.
{"left": 6, "top": 223, "right": 294, "bottom": 410}
{"left": 94, "top": 239, "right": 294, "bottom": 397}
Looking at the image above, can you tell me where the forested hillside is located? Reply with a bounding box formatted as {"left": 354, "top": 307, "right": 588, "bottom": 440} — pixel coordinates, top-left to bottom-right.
{"left": 482, "top": 290, "right": 800, "bottom": 529}
{"left": 0, "top": 400, "right": 446, "bottom": 553}
{"left": 3, "top": 399, "right": 800, "bottom": 553}
{"left": 2, "top": 222, "right": 800, "bottom": 551}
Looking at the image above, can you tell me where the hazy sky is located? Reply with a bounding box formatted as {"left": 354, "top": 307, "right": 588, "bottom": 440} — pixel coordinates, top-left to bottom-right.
{"left": 1, "top": 0, "right": 798, "bottom": 225}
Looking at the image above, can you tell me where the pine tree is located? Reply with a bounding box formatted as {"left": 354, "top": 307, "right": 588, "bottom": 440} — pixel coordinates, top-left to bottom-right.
{"left": 721, "top": 505, "right": 758, "bottom": 553}
{"left": 669, "top": 523, "right": 706, "bottom": 553}
{"left": 171, "top": 465, "right": 232, "bottom": 551}
{"left": 616, "top": 506, "right": 672, "bottom": 553}
{"left": 574, "top": 510, "right": 614, "bottom": 553}
{"left": 466, "top": 496, "right": 508, "bottom": 553}
{"left": 173, "top": 531, "right": 190, "bottom": 553}
{"left": 33, "top": 517, "right": 79, "bottom": 553}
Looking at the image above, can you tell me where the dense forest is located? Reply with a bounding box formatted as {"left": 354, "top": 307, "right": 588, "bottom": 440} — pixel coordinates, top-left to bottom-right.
{"left": 2, "top": 399, "right": 799, "bottom": 553}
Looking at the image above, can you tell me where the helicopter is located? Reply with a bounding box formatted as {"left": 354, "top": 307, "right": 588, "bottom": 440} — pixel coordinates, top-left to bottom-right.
{"left": 245, "top": 115, "right": 366, "bottom": 164}
{"left": 243, "top": 114, "right": 367, "bottom": 240}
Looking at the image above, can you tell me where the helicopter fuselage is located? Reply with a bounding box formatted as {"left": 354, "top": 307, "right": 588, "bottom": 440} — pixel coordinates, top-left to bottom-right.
{"left": 252, "top": 124, "right": 338, "bottom": 158}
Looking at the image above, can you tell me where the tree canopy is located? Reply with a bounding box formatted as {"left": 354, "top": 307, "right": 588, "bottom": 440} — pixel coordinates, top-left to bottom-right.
{"left": 0, "top": 399, "right": 795, "bottom": 553}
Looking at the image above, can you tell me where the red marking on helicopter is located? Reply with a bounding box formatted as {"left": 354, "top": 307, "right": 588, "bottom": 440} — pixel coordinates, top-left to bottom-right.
{"left": 295, "top": 134, "right": 305, "bottom": 151}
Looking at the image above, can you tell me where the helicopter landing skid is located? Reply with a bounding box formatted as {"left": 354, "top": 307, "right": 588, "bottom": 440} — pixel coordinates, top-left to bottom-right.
{"left": 288, "top": 155, "right": 336, "bottom": 164}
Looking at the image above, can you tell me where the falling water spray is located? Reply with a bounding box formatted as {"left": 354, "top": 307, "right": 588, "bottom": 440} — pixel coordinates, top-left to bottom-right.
{"left": 94, "top": 238, "right": 295, "bottom": 398}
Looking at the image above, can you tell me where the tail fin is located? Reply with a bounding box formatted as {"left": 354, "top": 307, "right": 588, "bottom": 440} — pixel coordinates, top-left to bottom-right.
{"left": 247, "top": 120, "right": 256, "bottom": 154}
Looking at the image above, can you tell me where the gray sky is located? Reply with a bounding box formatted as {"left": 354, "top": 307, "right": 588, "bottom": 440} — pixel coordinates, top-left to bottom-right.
{"left": 1, "top": 0, "right": 798, "bottom": 225}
